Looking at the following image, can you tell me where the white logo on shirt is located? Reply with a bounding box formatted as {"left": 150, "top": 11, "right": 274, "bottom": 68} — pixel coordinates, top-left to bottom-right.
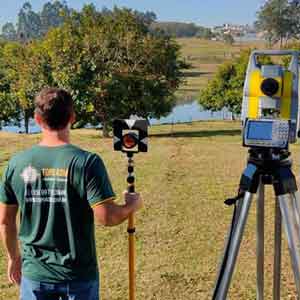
{"left": 21, "top": 166, "right": 39, "bottom": 184}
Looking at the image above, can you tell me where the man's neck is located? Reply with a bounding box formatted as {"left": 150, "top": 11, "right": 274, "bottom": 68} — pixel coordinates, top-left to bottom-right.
{"left": 39, "top": 128, "right": 70, "bottom": 147}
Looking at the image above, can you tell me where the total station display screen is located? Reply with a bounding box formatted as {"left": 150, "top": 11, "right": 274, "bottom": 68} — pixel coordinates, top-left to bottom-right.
{"left": 247, "top": 121, "right": 273, "bottom": 140}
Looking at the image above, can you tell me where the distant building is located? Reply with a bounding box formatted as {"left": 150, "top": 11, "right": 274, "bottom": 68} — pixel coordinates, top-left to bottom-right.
{"left": 212, "top": 23, "right": 258, "bottom": 39}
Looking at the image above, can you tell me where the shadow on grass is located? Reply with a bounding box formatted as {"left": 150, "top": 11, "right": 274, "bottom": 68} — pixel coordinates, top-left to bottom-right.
{"left": 182, "top": 71, "right": 212, "bottom": 77}
{"left": 178, "top": 88, "right": 201, "bottom": 93}
{"left": 150, "top": 129, "right": 241, "bottom": 138}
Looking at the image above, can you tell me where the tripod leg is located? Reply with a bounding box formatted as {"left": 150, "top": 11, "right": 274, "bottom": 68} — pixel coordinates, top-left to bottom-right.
{"left": 278, "top": 193, "right": 300, "bottom": 296}
{"left": 291, "top": 192, "right": 300, "bottom": 229}
{"left": 273, "top": 198, "right": 282, "bottom": 300}
{"left": 257, "top": 182, "right": 265, "bottom": 300}
{"left": 212, "top": 192, "right": 254, "bottom": 300}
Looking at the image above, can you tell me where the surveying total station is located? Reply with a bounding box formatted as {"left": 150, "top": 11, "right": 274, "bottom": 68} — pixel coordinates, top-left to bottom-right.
{"left": 212, "top": 50, "right": 300, "bottom": 300}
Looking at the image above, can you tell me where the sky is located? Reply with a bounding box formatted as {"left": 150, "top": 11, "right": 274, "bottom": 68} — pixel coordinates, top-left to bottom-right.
{"left": 0, "top": 0, "right": 266, "bottom": 28}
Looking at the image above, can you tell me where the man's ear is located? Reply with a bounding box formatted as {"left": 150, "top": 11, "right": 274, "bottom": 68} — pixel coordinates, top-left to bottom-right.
{"left": 70, "top": 111, "right": 76, "bottom": 125}
{"left": 34, "top": 112, "right": 43, "bottom": 126}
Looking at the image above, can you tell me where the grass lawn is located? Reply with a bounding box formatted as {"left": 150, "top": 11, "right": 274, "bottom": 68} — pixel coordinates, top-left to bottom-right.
{"left": 0, "top": 121, "right": 299, "bottom": 299}
{"left": 177, "top": 38, "right": 266, "bottom": 100}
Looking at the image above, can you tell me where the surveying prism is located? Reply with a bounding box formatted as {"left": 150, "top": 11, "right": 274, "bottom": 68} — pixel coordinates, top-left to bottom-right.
{"left": 113, "top": 119, "right": 148, "bottom": 300}
{"left": 113, "top": 119, "right": 148, "bottom": 153}
{"left": 212, "top": 50, "right": 300, "bottom": 300}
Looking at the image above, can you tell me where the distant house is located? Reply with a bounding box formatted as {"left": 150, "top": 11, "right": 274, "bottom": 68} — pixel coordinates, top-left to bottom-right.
{"left": 212, "top": 23, "right": 258, "bottom": 39}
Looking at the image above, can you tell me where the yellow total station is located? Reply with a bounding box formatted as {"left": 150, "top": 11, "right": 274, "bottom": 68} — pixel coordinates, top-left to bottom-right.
{"left": 246, "top": 67, "right": 292, "bottom": 120}
{"left": 241, "top": 50, "right": 299, "bottom": 143}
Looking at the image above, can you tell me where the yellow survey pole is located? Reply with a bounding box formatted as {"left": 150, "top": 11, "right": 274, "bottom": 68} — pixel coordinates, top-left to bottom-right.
{"left": 127, "top": 153, "right": 136, "bottom": 300}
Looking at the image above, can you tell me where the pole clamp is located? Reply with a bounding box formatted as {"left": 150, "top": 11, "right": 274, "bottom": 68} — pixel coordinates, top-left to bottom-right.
{"left": 127, "top": 228, "right": 136, "bottom": 234}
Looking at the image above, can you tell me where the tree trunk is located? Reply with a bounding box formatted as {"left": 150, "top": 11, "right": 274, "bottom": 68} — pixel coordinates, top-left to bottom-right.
{"left": 102, "top": 121, "right": 110, "bottom": 138}
{"left": 230, "top": 112, "right": 236, "bottom": 121}
{"left": 24, "top": 112, "right": 29, "bottom": 134}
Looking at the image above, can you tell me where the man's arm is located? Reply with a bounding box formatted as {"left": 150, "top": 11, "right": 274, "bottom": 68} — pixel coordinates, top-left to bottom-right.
{"left": 0, "top": 204, "right": 21, "bottom": 285}
{"left": 93, "top": 192, "right": 142, "bottom": 226}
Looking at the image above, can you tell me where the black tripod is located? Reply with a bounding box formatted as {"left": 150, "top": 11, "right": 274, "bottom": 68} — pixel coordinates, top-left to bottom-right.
{"left": 212, "top": 148, "right": 300, "bottom": 300}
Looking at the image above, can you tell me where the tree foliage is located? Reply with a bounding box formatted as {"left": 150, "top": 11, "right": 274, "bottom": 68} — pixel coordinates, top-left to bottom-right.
{"left": 1, "top": 23, "right": 17, "bottom": 41}
{"left": 43, "top": 5, "right": 185, "bottom": 136}
{"left": 150, "top": 22, "right": 199, "bottom": 37}
{"left": 255, "top": 0, "right": 300, "bottom": 47}
{"left": 0, "top": 42, "right": 19, "bottom": 127}
{"left": 223, "top": 33, "right": 235, "bottom": 45}
{"left": 40, "top": 1, "right": 72, "bottom": 35}
{"left": 199, "top": 51, "right": 274, "bottom": 115}
{"left": 196, "top": 27, "right": 215, "bottom": 39}
{"left": 17, "top": 2, "right": 42, "bottom": 41}
{"left": 150, "top": 21, "right": 214, "bottom": 39}
{"left": 0, "top": 4, "right": 185, "bottom": 135}
{"left": 199, "top": 50, "right": 250, "bottom": 115}
{"left": 2, "top": 41, "right": 53, "bottom": 132}
{"left": 1, "top": 1, "right": 72, "bottom": 42}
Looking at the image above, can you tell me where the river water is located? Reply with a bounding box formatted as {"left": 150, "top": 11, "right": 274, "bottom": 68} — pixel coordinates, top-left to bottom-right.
{"left": 150, "top": 101, "right": 231, "bottom": 125}
{"left": 2, "top": 101, "right": 232, "bottom": 133}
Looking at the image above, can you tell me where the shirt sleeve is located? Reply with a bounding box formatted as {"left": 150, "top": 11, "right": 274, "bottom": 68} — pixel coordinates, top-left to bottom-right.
{"left": 85, "top": 154, "right": 116, "bottom": 207}
{"left": 0, "top": 163, "right": 18, "bottom": 205}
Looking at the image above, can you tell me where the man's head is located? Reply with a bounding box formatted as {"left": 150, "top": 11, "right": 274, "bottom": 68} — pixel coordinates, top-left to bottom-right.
{"left": 34, "top": 88, "right": 75, "bottom": 131}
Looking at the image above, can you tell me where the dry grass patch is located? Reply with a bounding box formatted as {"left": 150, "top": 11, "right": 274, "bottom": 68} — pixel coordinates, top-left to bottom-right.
{"left": 177, "top": 38, "right": 266, "bottom": 99}
{"left": 0, "top": 121, "right": 298, "bottom": 299}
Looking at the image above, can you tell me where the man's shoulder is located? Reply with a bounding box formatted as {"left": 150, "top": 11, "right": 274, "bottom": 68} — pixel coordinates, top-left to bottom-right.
{"left": 8, "top": 144, "right": 100, "bottom": 168}
{"left": 9, "top": 146, "right": 36, "bottom": 166}
{"left": 65, "top": 145, "right": 98, "bottom": 161}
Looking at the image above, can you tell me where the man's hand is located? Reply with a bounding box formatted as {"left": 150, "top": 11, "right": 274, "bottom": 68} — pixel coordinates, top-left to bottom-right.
{"left": 93, "top": 192, "right": 143, "bottom": 226}
{"left": 7, "top": 255, "right": 21, "bottom": 285}
{"left": 124, "top": 191, "right": 143, "bottom": 213}
{"left": 0, "top": 204, "right": 21, "bottom": 285}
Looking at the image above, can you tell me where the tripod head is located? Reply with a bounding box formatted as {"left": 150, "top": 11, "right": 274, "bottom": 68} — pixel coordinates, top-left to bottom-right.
{"left": 237, "top": 147, "right": 296, "bottom": 197}
{"left": 247, "top": 147, "right": 290, "bottom": 164}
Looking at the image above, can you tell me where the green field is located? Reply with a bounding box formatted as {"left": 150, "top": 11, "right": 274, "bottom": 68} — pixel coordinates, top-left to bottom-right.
{"left": 0, "top": 121, "right": 299, "bottom": 299}
{"left": 177, "top": 38, "right": 265, "bottom": 100}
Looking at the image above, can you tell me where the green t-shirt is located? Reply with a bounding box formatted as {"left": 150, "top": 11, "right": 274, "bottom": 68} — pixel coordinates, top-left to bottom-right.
{"left": 0, "top": 144, "right": 115, "bottom": 283}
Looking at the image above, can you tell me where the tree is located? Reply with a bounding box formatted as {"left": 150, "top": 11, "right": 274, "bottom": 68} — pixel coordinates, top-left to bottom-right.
{"left": 17, "top": 2, "right": 42, "bottom": 41}
{"left": 0, "top": 42, "right": 20, "bottom": 128}
{"left": 223, "top": 33, "right": 234, "bottom": 45}
{"left": 1, "top": 1, "right": 72, "bottom": 42}
{"left": 1, "top": 23, "right": 17, "bottom": 41}
{"left": 285, "top": 0, "right": 300, "bottom": 40}
{"left": 133, "top": 10, "right": 156, "bottom": 26}
{"left": 44, "top": 5, "right": 185, "bottom": 136}
{"left": 150, "top": 22, "right": 201, "bottom": 37}
{"left": 255, "top": 0, "right": 296, "bottom": 47}
{"left": 199, "top": 50, "right": 250, "bottom": 116}
{"left": 3, "top": 41, "right": 53, "bottom": 133}
{"left": 199, "top": 51, "right": 273, "bottom": 116}
{"left": 196, "top": 27, "right": 215, "bottom": 40}
{"left": 40, "top": 1, "right": 72, "bottom": 35}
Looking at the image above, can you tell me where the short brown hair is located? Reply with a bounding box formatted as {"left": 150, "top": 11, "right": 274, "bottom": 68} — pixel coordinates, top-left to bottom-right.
{"left": 35, "top": 88, "right": 74, "bottom": 130}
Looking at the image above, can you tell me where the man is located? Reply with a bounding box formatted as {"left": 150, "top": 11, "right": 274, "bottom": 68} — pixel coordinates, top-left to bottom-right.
{"left": 0, "top": 87, "right": 143, "bottom": 300}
